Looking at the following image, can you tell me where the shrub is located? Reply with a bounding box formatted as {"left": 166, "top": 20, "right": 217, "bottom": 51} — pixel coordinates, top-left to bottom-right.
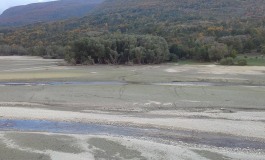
{"left": 229, "top": 49, "right": 238, "bottom": 59}
{"left": 237, "top": 59, "right": 247, "bottom": 66}
{"left": 208, "top": 43, "right": 228, "bottom": 61}
{"left": 220, "top": 57, "right": 234, "bottom": 65}
{"left": 169, "top": 53, "right": 179, "bottom": 62}
{"left": 169, "top": 44, "right": 187, "bottom": 59}
{"left": 261, "top": 45, "right": 265, "bottom": 54}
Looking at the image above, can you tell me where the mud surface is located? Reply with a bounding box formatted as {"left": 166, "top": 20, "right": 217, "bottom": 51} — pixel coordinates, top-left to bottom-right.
{"left": 0, "top": 56, "right": 265, "bottom": 160}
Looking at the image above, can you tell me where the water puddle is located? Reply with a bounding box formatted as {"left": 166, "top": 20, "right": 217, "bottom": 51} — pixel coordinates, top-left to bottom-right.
{"left": 0, "top": 119, "right": 264, "bottom": 151}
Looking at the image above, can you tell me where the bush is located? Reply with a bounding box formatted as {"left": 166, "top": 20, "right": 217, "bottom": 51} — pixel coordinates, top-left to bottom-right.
{"left": 237, "top": 59, "right": 247, "bottom": 66}
{"left": 169, "top": 53, "right": 179, "bottom": 62}
{"left": 208, "top": 43, "right": 228, "bottom": 61}
{"left": 169, "top": 44, "right": 187, "bottom": 59}
{"left": 261, "top": 45, "right": 265, "bottom": 54}
{"left": 220, "top": 57, "right": 234, "bottom": 65}
{"left": 229, "top": 49, "right": 238, "bottom": 59}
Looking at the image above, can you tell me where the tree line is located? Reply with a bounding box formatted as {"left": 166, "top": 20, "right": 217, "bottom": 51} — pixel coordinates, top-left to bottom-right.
{"left": 66, "top": 34, "right": 169, "bottom": 64}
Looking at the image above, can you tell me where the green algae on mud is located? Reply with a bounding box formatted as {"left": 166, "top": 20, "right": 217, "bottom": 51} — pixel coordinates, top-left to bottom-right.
{"left": 88, "top": 138, "right": 146, "bottom": 160}
{"left": 192, "top": 149, "right": 232, "bottom": 160}
{"left": 1, "top": 131, "right": 265, "bottom": 160}
{"left": 0, "top": 141, "right": 51, "bottom": 160}
{"left": 5, "top": 133, "right": 84, "bottom": 154}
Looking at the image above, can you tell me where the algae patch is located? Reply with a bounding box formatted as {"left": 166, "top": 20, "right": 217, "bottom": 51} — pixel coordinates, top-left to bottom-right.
{"left": 0, "top": 141, "right": 50, "bottom": 160}
{"left": 88, "top": 138, "right": 147, "bottom": 160}
{"left": 5, "top": 132, "right": 84, "bottom": 154}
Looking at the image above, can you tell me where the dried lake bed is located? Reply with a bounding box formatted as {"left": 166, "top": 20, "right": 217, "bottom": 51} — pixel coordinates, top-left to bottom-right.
{"left": 0, "top": 56, "right": 265, "bottom": 160}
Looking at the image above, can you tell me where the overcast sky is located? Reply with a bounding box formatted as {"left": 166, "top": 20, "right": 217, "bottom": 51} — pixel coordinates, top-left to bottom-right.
{"left": 0, "top": 0, "right": 56, "bottom": 14}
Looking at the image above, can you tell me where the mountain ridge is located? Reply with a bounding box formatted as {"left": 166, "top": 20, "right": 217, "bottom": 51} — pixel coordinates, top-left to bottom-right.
{"left": 0, "top": 0, "right": 104, "bottom": 27}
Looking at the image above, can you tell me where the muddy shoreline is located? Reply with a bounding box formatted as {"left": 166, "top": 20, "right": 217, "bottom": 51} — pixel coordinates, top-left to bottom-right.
{"left": 0, "top": 56, "right": 265, "bottom": 159}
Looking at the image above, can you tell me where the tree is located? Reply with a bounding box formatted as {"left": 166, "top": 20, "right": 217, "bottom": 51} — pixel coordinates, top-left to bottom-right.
{"left": 169, "top": 44, "right": 187, "bottom": 59}
{"left": 261, "top": 45, "right": 265, "bottom": 54}
{"left": 208, "top": 43, "right": 228, "bottom": 61}
{"left": 191, "top": 44, "right": 209, "bottom": 61}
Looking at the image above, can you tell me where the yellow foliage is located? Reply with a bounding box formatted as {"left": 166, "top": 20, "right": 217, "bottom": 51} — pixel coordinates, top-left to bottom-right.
{"left": 207, "top": 26, "right": 224, "bottom": 32}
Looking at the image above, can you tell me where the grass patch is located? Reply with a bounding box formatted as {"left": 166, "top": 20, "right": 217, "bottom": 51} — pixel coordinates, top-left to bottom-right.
{"left": 237, "top": 55, "right": 265, "bottom": 66}
{"left": 176, "top": 59, "right": 213, "bottom": 65}
{"left": 178, "top": 55, "right": 265, "bottom": 66}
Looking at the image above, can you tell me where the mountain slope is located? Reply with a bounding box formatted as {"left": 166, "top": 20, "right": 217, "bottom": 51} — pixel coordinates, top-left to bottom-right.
{"left": 1, "top": 0, "right": 265, "bottom": 50}
{"left": 0, "top": 0, "right": 104, "bottom": 27}
{"left": 88, "top": 0, "right": 265, "bottom": 31}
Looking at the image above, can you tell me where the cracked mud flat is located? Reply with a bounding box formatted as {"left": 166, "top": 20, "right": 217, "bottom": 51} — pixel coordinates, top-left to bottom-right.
{"left": 0, "top": 56, "right": 265, "bottom": 160}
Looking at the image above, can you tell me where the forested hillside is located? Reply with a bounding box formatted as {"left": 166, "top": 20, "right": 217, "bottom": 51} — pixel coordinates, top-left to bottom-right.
{"left": 0, "top": 0, "right": 265, "bottom": 64}
{"left": 0, "top": 0, "right": 104, "bottom": 27}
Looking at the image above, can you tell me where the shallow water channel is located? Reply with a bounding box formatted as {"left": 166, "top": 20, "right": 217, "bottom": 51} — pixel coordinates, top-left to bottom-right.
{"left": 0, "top": 119, "right": 265, "bottom": 151}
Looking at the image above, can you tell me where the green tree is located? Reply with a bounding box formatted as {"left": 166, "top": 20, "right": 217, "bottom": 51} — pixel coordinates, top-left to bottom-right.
{"left": 208, "top": 43, "right": 228, "bottom": 61}
{"left": 261, "top": 45, "right": 265, "bottom": 54}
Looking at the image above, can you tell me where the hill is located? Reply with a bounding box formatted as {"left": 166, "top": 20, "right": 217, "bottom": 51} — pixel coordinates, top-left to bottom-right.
{"left": 88, "top": 0, "right": 265, "bottom": 37}
{"left": 0, "top": 0, "right": 104, "bottom": 27}
{"left": 0, "top": 0, "right": 265, "bottom": 63}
